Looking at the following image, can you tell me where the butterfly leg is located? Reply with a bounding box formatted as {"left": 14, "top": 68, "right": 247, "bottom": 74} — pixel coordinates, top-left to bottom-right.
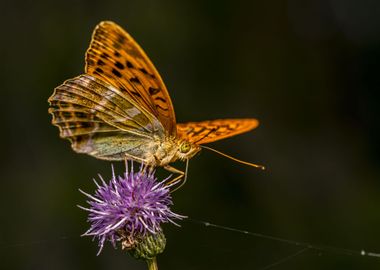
{"left": 164, "top": 159, "right": 190, "bottom": 191}
{"left": 164, "top": 165, "right": 185, "bottom": 188}
{"left": 123, "top": 153, "right": 153, "bottom": 173}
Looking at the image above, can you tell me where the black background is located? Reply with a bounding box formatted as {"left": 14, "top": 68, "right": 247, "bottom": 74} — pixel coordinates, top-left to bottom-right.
{"left": 1, "top": 0, "right": 380, "bottom": 269}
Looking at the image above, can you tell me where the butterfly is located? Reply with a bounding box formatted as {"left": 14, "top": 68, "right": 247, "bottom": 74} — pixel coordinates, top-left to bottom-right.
{"left": 48, "top": 21, "right": 263, "bottom": 186}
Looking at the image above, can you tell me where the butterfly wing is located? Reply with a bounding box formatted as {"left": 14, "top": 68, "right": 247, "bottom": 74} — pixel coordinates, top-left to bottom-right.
{"left": 85, "top": 21, "right": 177, "bottom": 135}
{"left": 176, "top": 119, "right": 259, "bottom": 145}
{"left": 48, "top": 74, "right": 164, "bottom": 160}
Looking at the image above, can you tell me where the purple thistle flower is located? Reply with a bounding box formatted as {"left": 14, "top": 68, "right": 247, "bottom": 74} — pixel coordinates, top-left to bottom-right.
{"left": 79, "top": 163, "right": 185, "bottom": 255}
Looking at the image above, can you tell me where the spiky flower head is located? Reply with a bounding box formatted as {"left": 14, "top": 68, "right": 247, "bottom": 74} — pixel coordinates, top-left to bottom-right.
{"left": 79, "top": 163, "right": 185, "bottom": 255}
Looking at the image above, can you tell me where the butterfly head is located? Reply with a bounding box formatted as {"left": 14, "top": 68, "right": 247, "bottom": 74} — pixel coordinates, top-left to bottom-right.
{"left": 176, "top": 140, "right": 201, "bottom": 161}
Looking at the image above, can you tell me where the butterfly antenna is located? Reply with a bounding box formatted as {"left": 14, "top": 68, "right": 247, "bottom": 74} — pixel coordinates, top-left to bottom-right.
{"left": 201, "top": 145, "right": 266, "bottom": 170}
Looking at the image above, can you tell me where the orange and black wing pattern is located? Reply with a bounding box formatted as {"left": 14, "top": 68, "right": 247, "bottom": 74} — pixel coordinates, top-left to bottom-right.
{"left": 85, "top": 21, "right": 177, "bottom": 135}
{"left": 176, "top": 119, "right": 259, "bottom": 145}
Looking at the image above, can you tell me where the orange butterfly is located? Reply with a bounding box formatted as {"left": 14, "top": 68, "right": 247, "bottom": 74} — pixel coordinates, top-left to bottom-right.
{"left": 48, "top": 21, "right": 263, "bottom": 187}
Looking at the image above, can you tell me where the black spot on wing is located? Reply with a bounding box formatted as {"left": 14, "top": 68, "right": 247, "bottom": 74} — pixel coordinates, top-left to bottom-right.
{"left": 130, "top": 77, "right": 141, "bottom": 84}
{"left": 139, "top": 68, "right": 155, "bottom": 79}
{"left": 148, "top": 87, "right": 160, "bottom": 95}
{"left": 154, "top": 96, "right": 166, "bottom": 103}
{"left": 115, "top": 61, "right": 124, "bottom": 69}
{"left": 100, "top": 52, "right": 110, "bottom": 59}
{"left": 155, "top": 104, "right": 168, "bottom": 111}
{"left": 97, "top": 59, "right": 105, "bottom": 66}
{"left": 112, "top": 68, "right": 122, "bottom": 77}
{"left": 139, "top": 68, "right": 148, "bottom": 74}
{"left": 95, "top": 67, "right": 104, "bottom": 73}
{"left": 126, "top": 61, "right": 134, "bottom": 68}
{"left": 131, "top": 91, "right": 142, "bottom": 98}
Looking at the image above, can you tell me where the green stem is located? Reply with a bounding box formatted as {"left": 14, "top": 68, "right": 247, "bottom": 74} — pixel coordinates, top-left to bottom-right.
{"left": 147, "top": 257, "right": 158, "bottom": 270}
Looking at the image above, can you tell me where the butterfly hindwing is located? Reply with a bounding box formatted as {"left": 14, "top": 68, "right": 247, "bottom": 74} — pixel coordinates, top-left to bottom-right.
{"left": 85, "top": 21, "right": 177, "bottom": 135}
{"left": 176, "top": 119, "right": 259, "bottom": 145}
{"left": 48, "top": 100, "right": 120, "bottom": 138}
{"left": 48, "top": 74, "right": 163, "bottom": 160}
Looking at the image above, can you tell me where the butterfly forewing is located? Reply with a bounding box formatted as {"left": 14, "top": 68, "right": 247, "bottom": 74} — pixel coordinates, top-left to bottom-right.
{"left": 177, "top": 119, "right": 259, "bottom": 145}
{"left": 85, "top": 21, "right": 177, "bottom": 135}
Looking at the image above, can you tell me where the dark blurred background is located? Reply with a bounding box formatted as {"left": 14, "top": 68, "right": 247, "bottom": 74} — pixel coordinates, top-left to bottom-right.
{"left": 1, "top": 0, "right": 380, "bottom": 269}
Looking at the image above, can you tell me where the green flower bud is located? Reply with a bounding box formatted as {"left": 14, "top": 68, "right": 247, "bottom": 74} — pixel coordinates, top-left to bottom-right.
{"left": 127, "top": 231, "right": 166, "bottom": 260}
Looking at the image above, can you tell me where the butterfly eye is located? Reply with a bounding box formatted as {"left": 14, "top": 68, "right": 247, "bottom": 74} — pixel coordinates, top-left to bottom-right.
{"left": 179, "top": 142, "right": 191, "bottom": 153}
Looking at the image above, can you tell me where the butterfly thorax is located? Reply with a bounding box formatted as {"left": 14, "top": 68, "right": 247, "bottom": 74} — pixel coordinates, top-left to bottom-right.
{"left": 149, "top": 137, "right": 201, "bottom": 166}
